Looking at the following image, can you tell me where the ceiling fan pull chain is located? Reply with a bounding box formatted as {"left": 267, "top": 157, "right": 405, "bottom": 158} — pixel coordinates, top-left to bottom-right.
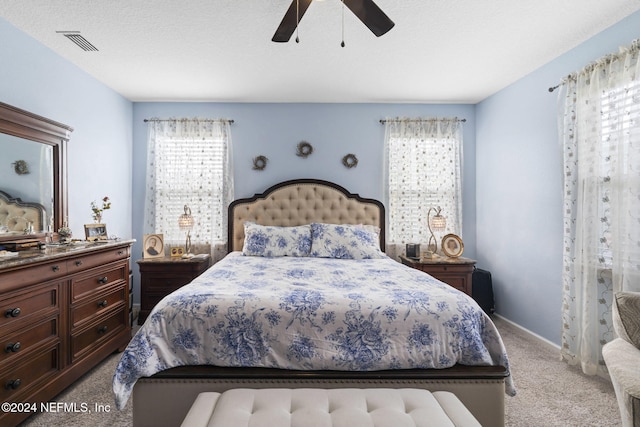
{"left": 295, "top": 0, "right": 300, "bottom": 43}
{"left": 341, "top": 0, "right": 345, "bottom": 47}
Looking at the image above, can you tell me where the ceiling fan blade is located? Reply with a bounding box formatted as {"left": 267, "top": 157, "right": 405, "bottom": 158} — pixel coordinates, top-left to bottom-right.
{"left": 343, "top": 0, "right": 395, "bottom": 37}
{"left": 272, "top": 0, "right": 314, "bottom": 42}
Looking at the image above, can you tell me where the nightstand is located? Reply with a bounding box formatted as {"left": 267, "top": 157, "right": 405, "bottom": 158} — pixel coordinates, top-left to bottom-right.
{"left": 137, "top": 255, "right": 211, "bottom": 324}
{"left": 399, "top": 255, "right": 476, "bottom": 295}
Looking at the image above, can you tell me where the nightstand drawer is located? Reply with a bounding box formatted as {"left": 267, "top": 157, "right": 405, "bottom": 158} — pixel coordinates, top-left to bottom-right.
{"left": 399, "top": 255, "right": 476, "bottom": 296}
{"left": 143, "top": 273, "right": 195, "bottom": 288}
{"left": 432, "top": 275, "right": 465, "bottom": 292}
{"left": 421, "top": 264, "right": 469, "bottom": 275}
{"left": 137, "top": 256, "right": 210, "bottom": 324}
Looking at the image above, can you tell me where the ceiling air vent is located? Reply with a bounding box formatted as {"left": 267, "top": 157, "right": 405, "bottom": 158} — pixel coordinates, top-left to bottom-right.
{"left": 57, "top": 31, "right": 98, "bottom": 51}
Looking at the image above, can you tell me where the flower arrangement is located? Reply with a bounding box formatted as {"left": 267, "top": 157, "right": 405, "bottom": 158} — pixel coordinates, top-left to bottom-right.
{"left": 91, "top": 196, "right": 111, "bottom": 222}
{"left": 58, "top": 222, "right": 72, "bottom": 243}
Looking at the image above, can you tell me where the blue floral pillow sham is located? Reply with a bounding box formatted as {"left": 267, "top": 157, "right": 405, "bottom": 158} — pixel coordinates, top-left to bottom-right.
{"left": 242, "top": 222, "right": 312, "bottom": 257}
{"left": 310, "top": 223, "right": 386, "bottom": 259}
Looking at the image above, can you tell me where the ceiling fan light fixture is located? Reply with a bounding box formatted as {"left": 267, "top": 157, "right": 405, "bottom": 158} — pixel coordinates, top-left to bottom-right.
{"left": 272, "top": 0, "right": 394, "bottom": 43}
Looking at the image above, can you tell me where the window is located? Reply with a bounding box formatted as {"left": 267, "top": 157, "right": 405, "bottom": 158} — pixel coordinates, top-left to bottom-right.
{"left": 384, "top": 118, "right": 463, "bottom": 258}
{"left": 144, "top": 119, "right": 233, "bottom": 260}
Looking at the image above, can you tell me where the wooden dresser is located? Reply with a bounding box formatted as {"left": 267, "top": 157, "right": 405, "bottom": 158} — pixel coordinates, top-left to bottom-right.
{"left": 137, "top": 255, "right": 211, "bottom": 324}
{"left": 399, "top": 255, "right": 476, "bottom": 296}
{"left": 0, "top": 240, "right": 133, "bottom": 426}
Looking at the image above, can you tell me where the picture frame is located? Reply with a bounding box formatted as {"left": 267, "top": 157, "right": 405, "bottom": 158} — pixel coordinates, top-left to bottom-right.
{"left": 442, "top": 233, "right": 464, "bottom": 258}
{"left": 84, "top": 223, "right": 108, "bottom": 241}
{"left": 170, "top": 246, "right": 184, "bottom": 258}
{"left": 143, "top": 233, "right": 164, "bottom": 258}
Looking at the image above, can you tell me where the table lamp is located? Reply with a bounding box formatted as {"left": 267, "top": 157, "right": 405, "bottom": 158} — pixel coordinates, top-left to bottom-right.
{"left": 425, "top": 206, "right": 446, "bottom": 258}
{"left": 178, "top": 205, "right": 195, "bottom": 258}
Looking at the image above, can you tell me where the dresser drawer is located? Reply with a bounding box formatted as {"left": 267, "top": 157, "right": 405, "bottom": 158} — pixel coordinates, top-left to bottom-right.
{"left": 0, "top": 345, "right": 60, "bottom": 402}
{"left": 71, "top": 285, "right": 126, "bottom": 329}
{"left": 66, "top": 246, "right": 130, "bottom": 274}
{"left": 0, "top": 284, "right": 60, "bottom": 333}
{"left": 0, "top": 316, "right": 58, "bottom": 367}
{"left": 0, "top": 260, "right": 67, "bottom": 291}
{"left": 71, "top": 308, "right": 127, "bottom": 362}
{"left": 71, "top": 263, "right": 127, "bottom": 303}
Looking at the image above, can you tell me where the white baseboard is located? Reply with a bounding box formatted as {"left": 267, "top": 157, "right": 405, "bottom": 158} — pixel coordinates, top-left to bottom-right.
{"left": 493, "top": 314, "right": 561, "bottom": 351}
{"left": 132, "top": 303, "right": 140, "bottom": 322}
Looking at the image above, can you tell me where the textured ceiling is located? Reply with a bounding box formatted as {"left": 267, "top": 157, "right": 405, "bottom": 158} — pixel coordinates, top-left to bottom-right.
{"left": 2, "top": 0, "right": 639, "bottom": 103}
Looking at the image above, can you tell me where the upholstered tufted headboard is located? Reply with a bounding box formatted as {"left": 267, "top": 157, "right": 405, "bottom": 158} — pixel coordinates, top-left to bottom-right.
{"left": 228, "top": 179, "right": 385, "bottom": 253}
{"left": 0, "top": 190, "right": 46, "bottom": 233}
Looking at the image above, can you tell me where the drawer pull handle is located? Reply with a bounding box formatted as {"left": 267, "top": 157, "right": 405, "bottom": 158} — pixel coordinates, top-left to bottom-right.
{"left": 4, "top": 308, "right": 21, "bottom": 318}
{"left": 98, "top": 325, "right": 108, "bottom": 334}
{"left": 52, "top": 265, "right": 60, "bottom": 272}
{"left": 117, "top": 250, "right": 124, "bottom": 255}
{"left": 5, "top": 342, "right": 21, "bottom": 353}
{"left": 75, "top": 260, "right": 83, "bottom": 266}
{"left": 97, "top": 276, "right": 109, "bottom": 284}
{"left": 5, "top": 379, "right": 21, "bottom": 390}
{"left": 97, "top": 300, "right": 108, "bottom": 308}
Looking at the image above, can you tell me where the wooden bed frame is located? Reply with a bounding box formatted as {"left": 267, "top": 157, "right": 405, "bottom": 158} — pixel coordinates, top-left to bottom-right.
{"left": 131, "top": 179, "right": 508, "bottom": 427}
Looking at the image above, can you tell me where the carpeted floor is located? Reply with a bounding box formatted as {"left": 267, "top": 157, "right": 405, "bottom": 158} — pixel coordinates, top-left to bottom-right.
{"left": 494, "top": 317, "right": 620, "bottom": 427}
{"left": 20, "top": 316, "right": 622, "bottom": 426}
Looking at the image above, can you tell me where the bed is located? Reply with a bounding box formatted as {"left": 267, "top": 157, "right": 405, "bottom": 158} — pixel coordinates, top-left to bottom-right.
{"left": 114, "top": 179, "right": 514, "bottom": 427}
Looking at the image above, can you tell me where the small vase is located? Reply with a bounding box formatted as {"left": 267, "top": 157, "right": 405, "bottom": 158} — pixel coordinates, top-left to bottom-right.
{"left": 94, "top": 215, "right": 102, "bottom": 223}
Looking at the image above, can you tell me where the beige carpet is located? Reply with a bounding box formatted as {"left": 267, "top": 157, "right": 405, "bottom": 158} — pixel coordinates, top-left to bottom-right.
{"left": 19, "top": 317, "right": 621, "bottom": 426}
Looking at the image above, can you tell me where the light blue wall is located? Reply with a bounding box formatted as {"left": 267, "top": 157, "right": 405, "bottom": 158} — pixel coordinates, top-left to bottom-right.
{"left": 475, "top": 10, "right": 640, "bottom": 344}
{"left": 131, "top": 103, "right": 477, "bottom": 300}
{"left": 0, "top": 17, "right": 133, "bottom": 240}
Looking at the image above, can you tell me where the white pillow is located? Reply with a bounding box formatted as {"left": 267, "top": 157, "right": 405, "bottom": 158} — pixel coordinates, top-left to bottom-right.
{"left": 310, "top": 223, "right": 386, "bottom": 259}
{"left": 242, "top": 222, "right": 312, "bottom": 257}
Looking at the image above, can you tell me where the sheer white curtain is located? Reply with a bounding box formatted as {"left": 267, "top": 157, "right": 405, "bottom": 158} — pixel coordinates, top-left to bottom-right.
{"left": 559, "top": 39, "right": 640, "bottom": 377}
{"left": 383, "top": 118, "right": 463, "bottom": 260}
{"left": 144, "top": 118, "right": 233, "bottom": 263}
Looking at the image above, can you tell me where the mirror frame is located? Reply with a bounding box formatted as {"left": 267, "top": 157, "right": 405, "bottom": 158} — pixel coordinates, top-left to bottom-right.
{"left": 0, "top": 101, "right": 73, "bottom": 243}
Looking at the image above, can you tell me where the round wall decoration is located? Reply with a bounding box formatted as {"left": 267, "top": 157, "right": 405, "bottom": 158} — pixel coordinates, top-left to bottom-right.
{"left": 341, "top": 153, "right": 358, "bottom": 169}
{"left": 252, "top": 155, "right": 268, "bottom": 171}
{"left": 12, "top": 160, "right": 30, "bottom": 175}
{"left": 296, "top": 141, "right": 314, "bottom": 158}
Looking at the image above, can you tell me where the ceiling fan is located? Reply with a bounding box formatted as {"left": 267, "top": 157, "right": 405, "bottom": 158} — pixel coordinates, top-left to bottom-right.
{"left": 272, "top": 0, "right": 395, "bottom": 43}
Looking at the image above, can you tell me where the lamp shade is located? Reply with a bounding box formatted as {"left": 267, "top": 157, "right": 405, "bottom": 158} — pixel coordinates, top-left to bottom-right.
{"left": 178, "top": 205, "right": 194, "bottom": 230}
{"left": 429, "top": 213, "right": 446, "bottom": 232}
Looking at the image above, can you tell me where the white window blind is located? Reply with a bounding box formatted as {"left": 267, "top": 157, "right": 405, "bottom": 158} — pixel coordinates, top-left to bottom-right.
{"left": 595, "top": 79, "right": 640, "bottom": 268}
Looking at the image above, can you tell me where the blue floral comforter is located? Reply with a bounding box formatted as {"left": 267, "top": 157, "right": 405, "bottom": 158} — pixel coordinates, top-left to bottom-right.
{"left": 113, "top": 252, "right": 515, "bottom": 409}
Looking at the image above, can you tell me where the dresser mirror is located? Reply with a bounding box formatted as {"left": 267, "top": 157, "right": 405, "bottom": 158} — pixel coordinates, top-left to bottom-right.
{"left": 0, "top": 101, "right": 73, "bottom": 243}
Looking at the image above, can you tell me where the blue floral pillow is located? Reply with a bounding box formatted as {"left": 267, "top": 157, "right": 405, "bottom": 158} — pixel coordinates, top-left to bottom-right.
{"left": 242, "top": 222, "right": 312, "bottom": 257}
{"left": 310, "top": 223, "right": 386, "bottom": 259}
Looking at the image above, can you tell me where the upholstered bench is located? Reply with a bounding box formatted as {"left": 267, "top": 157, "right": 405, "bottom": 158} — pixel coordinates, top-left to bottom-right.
{"left": 180, "top": 388, "right": 481, "bottom": 427}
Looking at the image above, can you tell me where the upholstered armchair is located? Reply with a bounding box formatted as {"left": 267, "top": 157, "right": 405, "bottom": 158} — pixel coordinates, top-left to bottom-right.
{"left": 603, "top": 291, "right": 640, "bottom": 427}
